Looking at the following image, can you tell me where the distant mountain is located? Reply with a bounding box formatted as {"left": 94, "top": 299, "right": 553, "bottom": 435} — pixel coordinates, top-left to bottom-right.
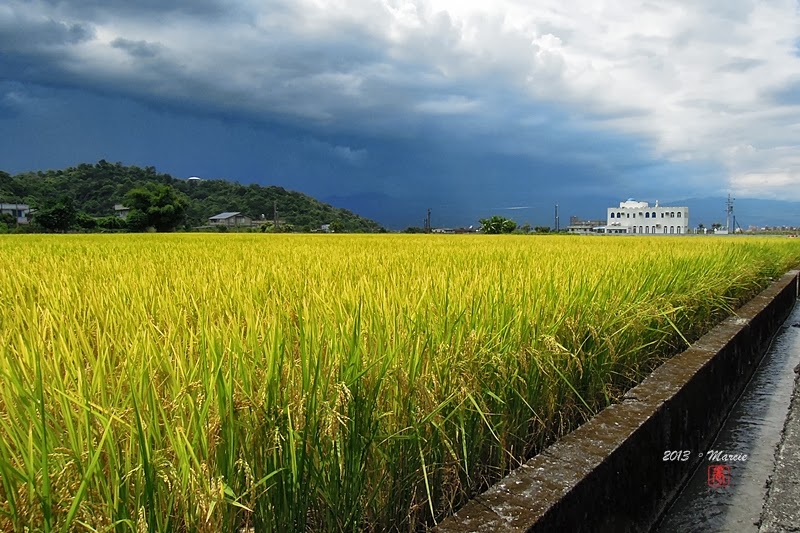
{"left": 0, "top": 161, "right": 385, "bottom": 232}
{"left": 673, "top": 197, "right": 800, "bottom": 229}
{"left": 323, "top": 192, "right": 426, "bottom": 230}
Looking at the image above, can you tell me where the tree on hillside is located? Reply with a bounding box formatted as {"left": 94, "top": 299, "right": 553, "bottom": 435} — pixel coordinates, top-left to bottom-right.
{"left": 479, "top": 215, "right": 517, "bottom": 234}
{"left": 75, "top": 212, "right": 97, "bottom": 230}
{"left": 0, "top": 213, "right": 15, "bottom": 233}
{"left": 34, "top": 196, "right": 77, "bottom": 232}
{"left": 96, "top": 216, "right": 127, "bottom": 231}
{"left": 3, "top": 161, "right": 386, "bottom": 232}
{"left": 124, "top": 183, "right": 188, "bottom": 232}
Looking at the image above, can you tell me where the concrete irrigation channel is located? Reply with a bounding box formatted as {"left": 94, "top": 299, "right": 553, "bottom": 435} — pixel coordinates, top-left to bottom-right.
{"left": 436, "top": 270, "right": 800, "bottom": 533}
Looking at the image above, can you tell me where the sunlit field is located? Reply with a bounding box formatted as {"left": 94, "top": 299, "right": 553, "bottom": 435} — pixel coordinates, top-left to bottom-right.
{"left": 1, "top": 234, "right": 799, "bottom": 532}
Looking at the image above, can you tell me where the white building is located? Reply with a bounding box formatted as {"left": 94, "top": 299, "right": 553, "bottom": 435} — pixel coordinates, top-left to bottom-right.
{"left": 0, "top": 203, "right": 31, "bottom": 224}
{"left": 604, "top": 199, "right": 689, "bottom": 235}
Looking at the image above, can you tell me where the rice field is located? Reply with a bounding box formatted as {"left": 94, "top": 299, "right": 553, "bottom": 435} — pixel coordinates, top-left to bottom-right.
{"left": 1, "top": 234, "right": 799, "bottom": 532}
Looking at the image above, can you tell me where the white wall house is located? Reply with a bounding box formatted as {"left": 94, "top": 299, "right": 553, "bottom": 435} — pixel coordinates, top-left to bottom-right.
{"left": 0, "top": 203, "right": 31, "bottom": 224}
{"left": 114, "top": 204, "right": 130, "bottom": 220}
{"left": 604, "top": 199, "right": 689, "bottom": 235}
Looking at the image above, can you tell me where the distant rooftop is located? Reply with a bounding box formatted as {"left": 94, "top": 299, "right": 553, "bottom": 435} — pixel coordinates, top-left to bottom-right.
{"left": 619, "top": 199, "right": 649, "bottom": 209}
{"left": 209, "top": 212, "right": 242, "bottom": 220}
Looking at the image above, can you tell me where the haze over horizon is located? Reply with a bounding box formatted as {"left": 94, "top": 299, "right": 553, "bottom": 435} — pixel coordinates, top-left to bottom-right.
{"left": 2, "top": 0, "right": 800, "bottom": 228}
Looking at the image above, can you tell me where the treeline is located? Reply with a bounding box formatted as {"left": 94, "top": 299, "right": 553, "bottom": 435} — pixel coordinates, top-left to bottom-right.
{"left": 0, "top": 160, "right": 385, "bottom": 232}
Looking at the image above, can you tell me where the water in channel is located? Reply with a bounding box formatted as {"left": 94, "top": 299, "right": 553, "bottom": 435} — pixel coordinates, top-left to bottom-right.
{"left": 654, "top": 303, "right": 800, "bottom": 532}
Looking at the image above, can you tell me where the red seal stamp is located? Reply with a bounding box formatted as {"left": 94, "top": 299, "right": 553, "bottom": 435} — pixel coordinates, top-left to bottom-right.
{"left": 707, "top": 464, "right": 731, "bottom": 488}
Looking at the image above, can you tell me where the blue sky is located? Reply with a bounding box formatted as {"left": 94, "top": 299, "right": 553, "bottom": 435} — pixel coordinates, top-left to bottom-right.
{"left": 2, "top": 0, "right": 800, "bottom": 228}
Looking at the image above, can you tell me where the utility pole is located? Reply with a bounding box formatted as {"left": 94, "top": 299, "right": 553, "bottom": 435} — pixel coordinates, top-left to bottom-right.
{"left": 554, "top": 204, "right": 560, "bottom": 232}
{"left": 273, "top": 200, "right": 279, "bottom": 229}
{"left": 725, "top": 194, "right": 734, "bottom": 232}
{"left": 426, "top": 208, "right": 431, "bottom": 233}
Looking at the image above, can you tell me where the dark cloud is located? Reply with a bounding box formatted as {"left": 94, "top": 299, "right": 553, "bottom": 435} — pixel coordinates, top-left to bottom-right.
{"left": 3, "top": 0, "right": 792, "bottom": 214}
{"left": 0, "top": 1, "right": 405, "bottom": 134}
{"left": 0, "top": 86, "right": 25, "bottom": 119}
{"left": 38, "top": 0, "right": 234, "bottom": 18}
{"left": 0, "top": 82, "right": 701, "bottom": 228}
{"left": 111, "top": 38, "right": 163, "bottom": 59}
{"left": 0, "top": 17, "right": 94, "bottom": 50}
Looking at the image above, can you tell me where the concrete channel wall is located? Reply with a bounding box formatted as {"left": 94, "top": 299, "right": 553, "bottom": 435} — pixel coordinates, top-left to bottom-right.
{"left": 437, "top": 270, "right": 799, "bottom": 533}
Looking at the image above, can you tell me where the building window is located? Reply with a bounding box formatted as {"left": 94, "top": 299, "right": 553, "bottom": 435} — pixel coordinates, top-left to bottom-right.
{"left": 664, "top": 227, "right": 668, "bottom": 234}
{"left": 633, "top": 226, "right": 637, "bottom": 233}
{"left": 677, "top": 226, "right": 682, "bottom": 234}
{"left": 645, "top": 226, "right": 650, "bottom": 234}
{"left": 670, "top": 226, "right": 674, "bottom": 234}
{"left": 677, "top": 212, "right": 682, "bottom": 218}
{"left": 670, "top": 212, "right": 675, "bottom": 218}
{"left": 645, "top": 212, "right": 650, "bottom": 218}
{"left": 661, "top": 213, "right": 664, "bottom": 218}
{"left": 652, "top": 212, "right": 656, "bottom": 218}
{"left": 627, "top": 213, "right": 630, "bottom": 218}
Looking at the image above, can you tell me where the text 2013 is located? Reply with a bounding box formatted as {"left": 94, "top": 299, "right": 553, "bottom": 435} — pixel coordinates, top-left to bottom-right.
{"left": 663, "top": 450, "right": 691, "bottom": 461}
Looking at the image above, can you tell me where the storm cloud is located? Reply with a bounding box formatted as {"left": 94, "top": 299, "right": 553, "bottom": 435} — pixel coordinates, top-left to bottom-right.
{"left": 2, "top": 0, "right": 800, "bottom": 227}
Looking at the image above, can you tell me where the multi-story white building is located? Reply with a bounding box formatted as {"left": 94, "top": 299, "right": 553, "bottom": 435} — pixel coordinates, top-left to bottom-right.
{"left": 605, "top": 199, "right": 689, "bottom": 235}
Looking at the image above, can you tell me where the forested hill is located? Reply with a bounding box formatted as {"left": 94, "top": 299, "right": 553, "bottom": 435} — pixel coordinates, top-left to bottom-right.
{"left": 0, "top": 161, "right": 385, "bottom": 232}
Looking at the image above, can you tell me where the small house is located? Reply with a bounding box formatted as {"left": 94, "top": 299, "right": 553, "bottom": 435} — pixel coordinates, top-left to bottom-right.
{"left": 209, "top": 212, "right": 252, "bottom": 227}
{"left": 0, "top": 203, "right": 31, "bottom": 224}
{"left": 114, "top": 204, "right": 131, "bottom": 220}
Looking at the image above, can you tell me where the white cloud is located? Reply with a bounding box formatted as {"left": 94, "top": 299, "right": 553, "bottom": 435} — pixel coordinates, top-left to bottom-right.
{"left": 731, "top": 171, "right": 799, "bottom": 198}
{"left": 367, "top": 0, "right": 800, "bottom": 196}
